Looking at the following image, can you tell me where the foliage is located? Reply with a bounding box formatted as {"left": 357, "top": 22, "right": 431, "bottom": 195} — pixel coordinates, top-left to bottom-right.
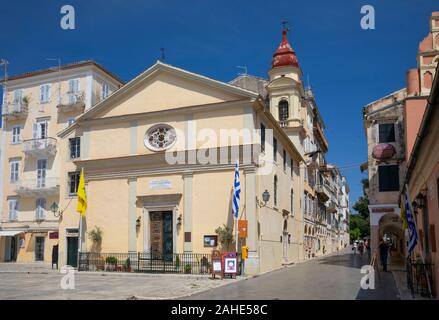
{"left": 88, "top": 226, "right": 103, "bottom": 244}
{"left": 350, "top": 227, "right": 361, "bottom": 241}
{"left": 215, "top": 224, "right": 234, "bottom": 251}
{"left": 175, "top": 255, "right": 181, "bottom": 269}
{"left": 124, "top": 258, "right": 131, "bottom": 268}
{"left": 184, "top": 264, "right": 192, "bottom": 274}
{"left": 350, "top": 178, "right": 370, "bottom": 240}
{"left": 105, "top": 256, "right": 118, "bottom": 265}
{"left": 22, "top": 96, "right": 30, "bottom": 104}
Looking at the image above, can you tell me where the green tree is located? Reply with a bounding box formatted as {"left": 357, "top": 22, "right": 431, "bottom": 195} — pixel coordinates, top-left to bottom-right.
{"left": 350, "top": 178, "right": 370, "bottom": 240}
{"left": 350, "top": 227, "right": 361, "bottom": 241}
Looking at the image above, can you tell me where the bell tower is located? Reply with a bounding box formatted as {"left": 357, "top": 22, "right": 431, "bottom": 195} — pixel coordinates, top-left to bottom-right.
{"left": 266, "top": 25, "right": 306, "bottom": 152}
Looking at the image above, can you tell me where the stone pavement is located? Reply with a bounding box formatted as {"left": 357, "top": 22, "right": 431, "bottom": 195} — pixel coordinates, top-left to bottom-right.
{"left": 0, "top": 263, "right": 244, "bottom": 300}
{"left": 186, "top": 248, "right": 401, "bottom": 300}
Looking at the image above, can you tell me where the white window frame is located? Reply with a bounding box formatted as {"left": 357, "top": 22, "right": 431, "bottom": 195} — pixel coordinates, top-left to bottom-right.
{"left": 12, "top": 126, "right": 21, "bottom": 144}
{"left": 14, "top": 89, "right": 23, "bottom": 105}
{"left": 8, "top": 199, "right": 18, "bottom": 221}
{"left": 35, "top": 198, "right": 46, "bottom": 220}
{"left": 10, "top": 160, "right": 20, "bottom": 183}
{"left": 40, "top": 84, "right": 50, "bottom": 103}
{"left": 102, "top": 82, "right": 109, "bottom": 99}
{"left": 33, "top": 119, "right": 49, "bottom": 139}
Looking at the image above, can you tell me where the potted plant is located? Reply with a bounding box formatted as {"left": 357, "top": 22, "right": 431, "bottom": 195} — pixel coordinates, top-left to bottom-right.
{"left": 88, "top": 226, "right": 103, "bottom": 253}
{"left": 184, "top": 264, "right": 192, "bottom": 274}
{"left": 215, "top": 224, "right": 234, "bottom": 252}
{"left": 22, "top": 96, "right": 30, "bottom": 105}
{"left": 123, "top": 258, "right": 131, "bottom": 272}
{"left": 175, "top": 255, "right": 181, "bottom": 270}
{"left": 105, "top": 256, "right": 118, "bottom": 271}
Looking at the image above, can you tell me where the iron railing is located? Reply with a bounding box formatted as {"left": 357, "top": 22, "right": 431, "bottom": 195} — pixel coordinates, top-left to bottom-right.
{"left": 406, "top": 259, "right": 435, "bottom": 298}
{"left": 78, "top": 252, "right": 242, "bottom": 275}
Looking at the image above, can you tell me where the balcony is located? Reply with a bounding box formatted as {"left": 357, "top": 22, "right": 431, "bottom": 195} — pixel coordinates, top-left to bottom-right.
{"left": 315, "top": 184, "right": 330, "bottom": 202}
{"left": 326, "top": 201, "right": 338, "bottom": 214}
{"left": 23, "top": 138, "right": 57, "bottom": 157}
{"left": 57, "top": 92, "right": 86, "bottom": 112}
{"left": 1, "top": 101, "right": 29, "bottom": 120}
{"left": 14, "top": 178, "right": 60, "bottom": 197}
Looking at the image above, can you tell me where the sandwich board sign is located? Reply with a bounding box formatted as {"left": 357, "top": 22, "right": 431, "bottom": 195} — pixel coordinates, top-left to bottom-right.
{"left": 222, "top": 252, "right": 238, "bottom": 279}
{"left": 211, "top": 250, "right": 222, "bottom": 279}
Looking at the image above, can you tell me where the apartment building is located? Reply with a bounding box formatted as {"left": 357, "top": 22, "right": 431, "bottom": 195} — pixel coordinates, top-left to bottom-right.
{"left": 0, "top": 61, "right": 123, "bottom": 262}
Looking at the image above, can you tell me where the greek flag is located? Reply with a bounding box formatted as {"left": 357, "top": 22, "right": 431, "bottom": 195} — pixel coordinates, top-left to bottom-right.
{"left": 404, "top": 189, "right": 418, "bottom": 255}
{"left": 232, "top": 160, "right": 241, "bottom": 219}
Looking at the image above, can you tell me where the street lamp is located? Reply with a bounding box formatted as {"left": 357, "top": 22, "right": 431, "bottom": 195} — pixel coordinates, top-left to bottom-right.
{"left": 257, "top": 190, "right": 271, "bottom": 207}
{"left": 50, "top": 202, "right": 64, "bottom": 218}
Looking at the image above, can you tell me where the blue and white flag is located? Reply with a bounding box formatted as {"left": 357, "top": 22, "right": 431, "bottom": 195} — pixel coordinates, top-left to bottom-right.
{"left": 232, "top": 160, "right": 241, "bottom": 219}
{"left": 404, "top": 188, "right": 418, "bottom": 255}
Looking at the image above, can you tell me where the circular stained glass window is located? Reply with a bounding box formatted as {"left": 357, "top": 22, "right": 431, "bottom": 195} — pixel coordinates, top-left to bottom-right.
{"left": 144, "top": 124, "right": 176, "bottom": 151}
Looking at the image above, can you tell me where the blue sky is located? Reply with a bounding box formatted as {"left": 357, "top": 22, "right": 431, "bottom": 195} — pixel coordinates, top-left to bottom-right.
{"left": 1, "top": 0, "right": 438, "bottom": 209}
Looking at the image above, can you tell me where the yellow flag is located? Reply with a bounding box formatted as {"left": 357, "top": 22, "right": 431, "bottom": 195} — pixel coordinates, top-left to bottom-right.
{"left": 76, "top": 169, "right": 87, "bottom": 217}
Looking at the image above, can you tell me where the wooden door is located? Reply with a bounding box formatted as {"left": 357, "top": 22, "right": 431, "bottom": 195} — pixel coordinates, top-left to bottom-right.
{"left": 150, "top": 212, "right": 163, "bottom": 258}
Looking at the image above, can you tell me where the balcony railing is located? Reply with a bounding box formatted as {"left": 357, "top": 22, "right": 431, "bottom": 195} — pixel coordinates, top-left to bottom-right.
{"left": 23, "top": 138, "right": 57, "bottom": 157}
{"left": 14, "top": 177, "right": 60, "bottom": 197}
{"left": 1, "top": 101, "right": 29, "bottom": 120}
{"left": 57, "top": 91, "right": 86, "bottom": 112}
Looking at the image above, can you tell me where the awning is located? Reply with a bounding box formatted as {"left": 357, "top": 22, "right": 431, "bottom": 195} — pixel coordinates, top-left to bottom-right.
{"left": 0, "top": 230, "right": 25, "bottom": 237}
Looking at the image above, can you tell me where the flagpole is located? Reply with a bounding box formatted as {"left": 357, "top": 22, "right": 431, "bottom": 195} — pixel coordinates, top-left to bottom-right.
{"left": 405, "top": 184, "right": 433, "bottom": 298}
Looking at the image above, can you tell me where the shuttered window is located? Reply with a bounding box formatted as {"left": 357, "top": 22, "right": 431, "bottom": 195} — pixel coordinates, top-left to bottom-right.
{"left": 379, "top": 123, "right": 395, "bottom": 143}
{"left": 40, "top": 84, "right": 50, "bottom": 103}
{"left": 36, "top": 198, "right": 46, "bottom": 220}
{"left": 8, "top": 199, "right": 18, "bottom": 221}
{"left": 378, "top": 165, "right": 399, "bottom": 192}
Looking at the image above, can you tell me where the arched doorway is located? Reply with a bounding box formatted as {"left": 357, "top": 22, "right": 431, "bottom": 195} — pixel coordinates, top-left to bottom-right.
{"left": 378, "top": 213, "right": 405, "bottom": 261}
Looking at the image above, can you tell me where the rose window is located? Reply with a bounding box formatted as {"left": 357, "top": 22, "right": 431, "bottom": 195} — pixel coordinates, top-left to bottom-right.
{"left": 144, "top": 124, "right": 176, "bottom": 151}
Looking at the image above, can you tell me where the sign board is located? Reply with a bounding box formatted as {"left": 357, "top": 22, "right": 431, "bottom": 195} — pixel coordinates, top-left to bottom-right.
{"left": 211, "top": 250, "right": 222, "bottom": 279}
{"left": 222, "top": 252, "right": 238, "bottom": 279}
{"left": 149, "top": 180, "right": 172, "bottom": 190}
{"left": 238, "top": 220, "right": 248, "bottom": 239}
{"left": 49, "top": 232, "right": 59, "bottom": 239}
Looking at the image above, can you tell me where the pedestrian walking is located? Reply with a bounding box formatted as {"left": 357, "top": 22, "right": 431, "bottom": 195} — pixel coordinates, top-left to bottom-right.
{"left": 352, "top": 241, "right": 358, "bottom": 254}
{"left": 358, "top": 241, "right": 364, "bottom": 257}
{"left": 379, "top": 239, "right": 389, "bottom": 272}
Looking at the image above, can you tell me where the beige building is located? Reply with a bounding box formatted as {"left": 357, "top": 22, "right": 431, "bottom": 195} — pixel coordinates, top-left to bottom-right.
{"left": 57, "top": 60, "right": 305, "bottom": 274}
{"left": 0, "top": 61, "right": 123, "bottom": 262}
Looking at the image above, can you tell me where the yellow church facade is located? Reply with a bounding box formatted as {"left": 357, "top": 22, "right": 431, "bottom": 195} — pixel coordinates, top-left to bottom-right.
{"left": 57, "top": 61, "right": 306, "bottom": 275}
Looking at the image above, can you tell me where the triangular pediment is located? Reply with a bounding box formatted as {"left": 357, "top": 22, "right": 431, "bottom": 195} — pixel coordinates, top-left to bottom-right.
{"left": 77, "top": 62, "right": 258, "bottom": 121}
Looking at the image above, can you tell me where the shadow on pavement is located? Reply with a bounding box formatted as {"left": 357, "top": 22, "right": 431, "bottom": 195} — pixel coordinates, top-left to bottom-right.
{"left": 317, "top": 252, "right": 371, "bottom": 269}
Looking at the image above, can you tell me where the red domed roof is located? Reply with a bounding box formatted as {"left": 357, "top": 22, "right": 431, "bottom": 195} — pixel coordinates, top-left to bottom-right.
{"left": 271, "top": 29, "right": 299, "bottom": 68}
